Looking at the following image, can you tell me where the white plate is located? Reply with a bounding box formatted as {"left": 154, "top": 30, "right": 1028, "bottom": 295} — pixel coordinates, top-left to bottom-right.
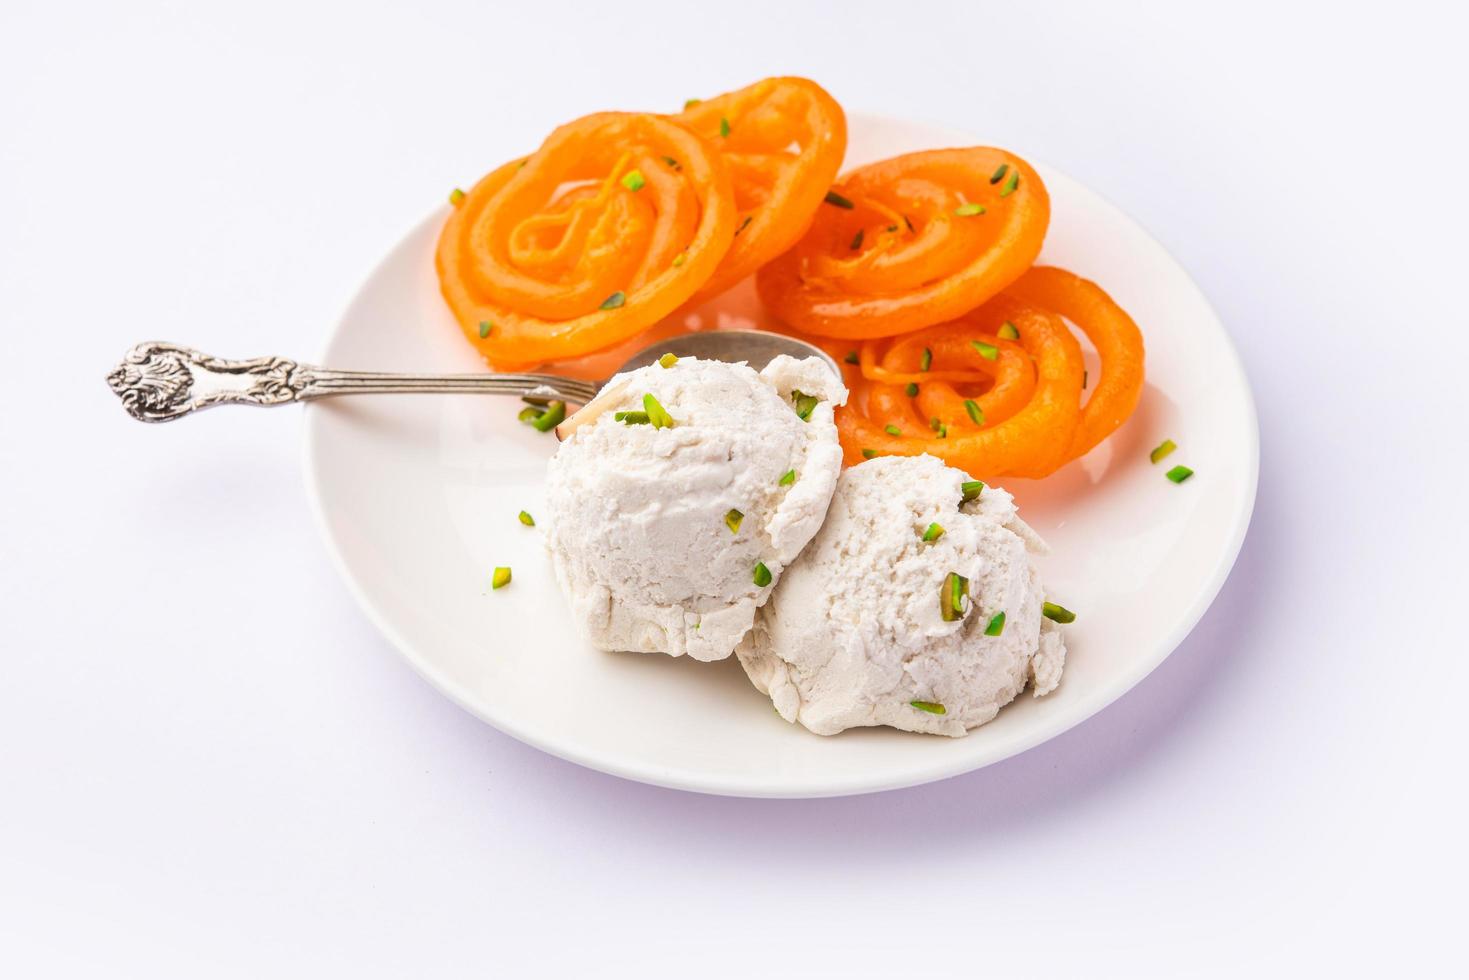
{"left": 304, "top": 113, "right": 1258, "bottom": 798}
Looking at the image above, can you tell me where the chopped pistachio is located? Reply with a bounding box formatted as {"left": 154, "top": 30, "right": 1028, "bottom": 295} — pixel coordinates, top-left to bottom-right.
{"left": 1000, "top": 170, "right": 1020, "bottom": 197}
{"left": 824, "top": 190, "right": 855, "bottom": 209}
{"left": 683, "top": 98, "right": 702, "bottom": 109}
{"left": 660, "top": 154, "right": 680, "bottom": 169}
{"left": 905, "top": 382, "right": 919, "bottom": 397}
{"left": 620, "top": 169, "right": 646, "bottom": 192}
{"left": 922, "top": 522, "right": 945, "bottom": 543}
{"left": 531, "top": 400, "right": 565, "bottom": 432}
{"left": 719, "top": 116, "right": 731, "bottom": 137}
{"left": 517, "top": 406, "right": 543, "bottom": 424}
{"left": 792, "top": 390, "right": 819, "bottom": 421}
{"left": 643, "top": 393, "right": 674, "bottom": 429}
{"left": 725, "top": 508, "right": 744, "bottom": 534}
{"left": 861, "top": 449, "right": 877, "bottom": 459}
{"left": 954, "top": 202, "right": 986, "bottom": 217}
{"left": 752, "top": 561, "right": 772, "bottom": 587}
{"left": 920, "top": 347, "right": 933, "bottom": 371}
{"left": 614, "top": 410, "right": 651, "bottom": 425}
{"left": 850, "top": 229, "right": 864, "bottom": 250}
{"left": 1166, "top": 465, "right": 1194, "bottom": 484}
{"left": 970, "top": 340, "right": 999, "bottom": 360}
{"left": 449, "top": 188, "right": 466, "bottom": 206}
{"left": 491, "top": 566, "right": 511, "bottom": 590}
{"left": 964, "top": 399, "right": 984, "bottom": 425}
{"left": 671, "top": 253, "right": 686, "bottom": 267}
{"left": 929, "top": 417, "right": 943, "bottom": 432}
{"left": 778, "top": 469, "right": 797, "bottom": 486}
{"left": 1042, "top": 601, "right": 1076, "bottom": 624}
{"left": 517, "top": 510, "right": 535, "bottom": 527}
{"left": 984, "top": 611, "right": 1006, "bottom": 636}
{"left": 1150, "top": 439, "right": 1178, "bottom": 464}
{"left": 940, "top": 571, "right": 969, "bottom": 622}
{"left": 478, "top": 320, "right": 493, "bottom": 339}
{"left": 989, "top": 163, "right": 1009, "bottom": 185}
{"left": 658, "top": 352, "right": 679, "bottom": 369}
{"left": 909, "top": 700, "right": 947, "bottom": 715}
{"left": 961, "top": 480, "right": 985, "bottom": 503}
{"left": 844, "top": 351, "right": 860, "bottom": 365}
{"left": 600, "top": 291, "right": 626, "bottom": 310}
{"left": 998, "top": 321, "right": 1020, "bottom": 340}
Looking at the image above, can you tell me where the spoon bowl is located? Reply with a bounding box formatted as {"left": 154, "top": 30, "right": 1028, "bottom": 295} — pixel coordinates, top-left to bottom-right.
{"left": 613, "top": 330, "right": 837, "bottom": 377}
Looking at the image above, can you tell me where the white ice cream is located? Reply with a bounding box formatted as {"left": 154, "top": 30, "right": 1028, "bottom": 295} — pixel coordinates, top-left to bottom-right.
{"left": 543, "top": 354, "right": 846, "bottom": 661}
{"left": 736, "top": 454, "right": 1066, "bottom": 736}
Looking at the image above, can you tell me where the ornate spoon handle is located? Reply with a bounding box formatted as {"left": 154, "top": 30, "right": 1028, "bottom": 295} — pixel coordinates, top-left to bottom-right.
{"left": 106, "top": 342, "right": 602, "bottom": 422}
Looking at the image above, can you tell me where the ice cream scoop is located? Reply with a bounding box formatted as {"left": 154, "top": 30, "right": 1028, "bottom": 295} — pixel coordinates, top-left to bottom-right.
{"left": 544, "top": 353, "right": 846, "bottom": 661}
{"left": 736, "top": 454, "right": 1066, "bottom": 736}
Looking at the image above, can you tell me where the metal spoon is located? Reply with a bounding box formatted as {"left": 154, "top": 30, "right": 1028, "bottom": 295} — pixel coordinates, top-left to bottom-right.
{"left": 106, "top": 331, "right": 837, "bottom": 423}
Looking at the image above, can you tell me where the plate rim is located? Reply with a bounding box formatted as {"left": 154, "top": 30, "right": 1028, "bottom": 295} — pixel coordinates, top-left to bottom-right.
{"left": 302, "top": 113, "right": 1260, "bottom": 798}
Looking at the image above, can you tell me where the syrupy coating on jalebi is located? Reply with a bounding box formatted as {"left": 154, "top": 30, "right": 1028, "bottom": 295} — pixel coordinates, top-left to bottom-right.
{"left": 825, "top": 267, "right": 1144, "bottom": 479}
{"left": 436, "top": 112, "right": 736, "bottom": 370}
{"left": 1004, "top": 265, "right": 1144, "bottom": 460}
{"left": 757, "top": 147, "right": 1050, "bottom": 339}
{"left": 674, "top": 77, "right": 847, "bottom": 304}
{"left": 434, "top": 87, "right": 1146, "bottom": 477}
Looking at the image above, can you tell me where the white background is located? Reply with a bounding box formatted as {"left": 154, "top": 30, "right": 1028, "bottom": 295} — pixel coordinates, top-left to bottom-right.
{"left": 3, "top": 1, "right": 1466, "bottom": 975}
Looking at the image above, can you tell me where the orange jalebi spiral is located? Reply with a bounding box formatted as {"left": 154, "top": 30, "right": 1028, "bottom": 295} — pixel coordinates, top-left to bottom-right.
{"left": 836, "top": 293, "right": 1084, "bottom": 477}
{"left": 437, "top": 112, "right": 736, "bottom": 370}
{"left": 674, "top": 77, "right": 847, "bottom": 304}
{"left": 1005, "top": 265, "right": 1145, "bottom": 460}
{"left": 758, "top": 147, "right": 1049, "bottom": 339}
{"left": 823, "top": 268, "right": 1145, "bottom": 477}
